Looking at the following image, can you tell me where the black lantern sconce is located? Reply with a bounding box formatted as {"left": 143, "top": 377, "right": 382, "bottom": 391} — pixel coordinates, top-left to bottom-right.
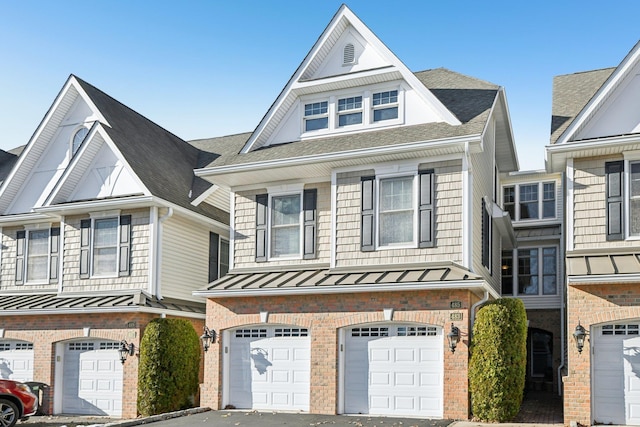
{"left": 200, "top": 326, "right": 217, "bottom": 352}
{"left": 573, "top": 322, "right": 589, "bottom": 354}
{"left": 447, "top": 323, "right": 461, "bottom": 353}
{"left": 118, "top": 340, "right": 135, "bottom": 364}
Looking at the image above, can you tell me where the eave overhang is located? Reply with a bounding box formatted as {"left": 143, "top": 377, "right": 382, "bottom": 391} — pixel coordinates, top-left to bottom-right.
{"left": 196, "top": 135, "right": 482, "bottom": 189}
{"left": 546, "top": 133, "right": 640, "bottom": 172}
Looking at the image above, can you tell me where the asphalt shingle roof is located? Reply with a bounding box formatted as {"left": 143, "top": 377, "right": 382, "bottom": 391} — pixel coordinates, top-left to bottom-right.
{"left": 550, "top": 67, "right": 615, "bottom": 144}
{"left": 0, "top": 149, "right": 18, "bottom": 186}
{"left": 190, "top": 68, "right": 500, "bottom": 169}
{"left": 73, "top": 76, "right": 228, "bottom": 225}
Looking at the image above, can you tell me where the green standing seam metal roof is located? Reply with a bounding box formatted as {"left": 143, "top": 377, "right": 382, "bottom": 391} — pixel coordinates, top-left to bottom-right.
{"left": 72, "top": 76, "right": 228, "bottom": 225}
{"left": 189, "top": 68, "right": 503, "bottom": 169}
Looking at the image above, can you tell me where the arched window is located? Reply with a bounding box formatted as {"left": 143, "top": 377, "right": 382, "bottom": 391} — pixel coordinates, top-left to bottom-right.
{"left": 71, "top": 127, "right": 89, "bottom": 155}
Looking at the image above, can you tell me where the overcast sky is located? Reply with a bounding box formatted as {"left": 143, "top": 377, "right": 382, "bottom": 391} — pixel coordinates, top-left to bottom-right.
{"left": 1, "top": 1, "right": 638, "bottom": 170}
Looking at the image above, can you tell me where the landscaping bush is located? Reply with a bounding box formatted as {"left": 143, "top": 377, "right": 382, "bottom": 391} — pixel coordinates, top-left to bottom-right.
{"left": 137, "top": 318, "right": 201, "bottom": 416}
{"left": 469, "top": 298, "right": 527, "bottom": 422}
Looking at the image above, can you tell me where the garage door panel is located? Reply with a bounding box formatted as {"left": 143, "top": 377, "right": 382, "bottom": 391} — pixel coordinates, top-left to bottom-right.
{"left": 0, "top": 341, "right": 34, "bottom": 382}
{"left": 344, "top": 324, "right": 443, "bottom": 418}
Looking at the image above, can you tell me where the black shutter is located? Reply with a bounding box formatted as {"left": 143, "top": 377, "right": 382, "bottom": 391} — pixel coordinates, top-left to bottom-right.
{"left": 606, "top": 161, "right": 624, "bottom": 241}
{"left": 255, "top": 194, "right": 268, "bottom": 262}
{"left": 15, "top": 230, "right": 25, "bottom": 285}
{"left": 209, "top": 232, "right": 220, "bottom": 282}
{"left": 482, "top": 199, "right": 491, "bottom": 269}
{"left": 80, "top": 219, "right": 91, "bottom": 279}
{"left": 418, "top": 169, "right": 435, "bottom": 248}
{"left": 361, "top": 176, "right": 375, "bottom": 251}
{"left": 303, "top": 189, "right": 317, "bottom": 259}
{"left": 119, "top": 215, "right": 131, "bottom": 276}
{"left": 49, "top": 227, "right": 60, "bottom": 282}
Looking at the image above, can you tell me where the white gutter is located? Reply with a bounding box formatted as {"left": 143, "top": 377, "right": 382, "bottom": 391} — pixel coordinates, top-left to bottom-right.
{"left": 195, "top": 135, "right": 482, "bottom": 177}
{"left": 194, "top": 280, "right": 499, "bottom": 299}
{"left": 567, "top": 273, "right": 640, "bottom": 284}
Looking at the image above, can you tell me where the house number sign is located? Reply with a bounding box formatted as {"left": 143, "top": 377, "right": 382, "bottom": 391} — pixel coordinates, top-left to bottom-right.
{"left": 450, "top": 301, "right": 462, "bottom": 309}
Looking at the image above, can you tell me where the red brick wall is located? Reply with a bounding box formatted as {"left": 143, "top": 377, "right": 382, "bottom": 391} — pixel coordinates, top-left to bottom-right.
{"left": 0, "top": 312, "right": 204, "bottom": 419}
{"left": 564, "top": 283, "right": 640, "bottom": 426}
{"left": 201, "top": 289, "right": 477, "bottom": 420}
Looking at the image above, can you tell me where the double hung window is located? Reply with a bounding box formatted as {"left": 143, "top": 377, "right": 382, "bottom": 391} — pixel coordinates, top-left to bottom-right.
{"left": 208, "top": 232, "right": 229, "bottom": 282}
{"left": 304, "top": 101, "right": 328, "bottom": 132}
{"left": 361, "top": 169, "right": 434, "bottom": 251}
{"left": 255, "top": 189, "right": 317, "bottom": 262}
{"left": 372, "top": 90, "right": 398, "bottom": 122}
{"left": 501, "top": 247, "right": 558, "bottom": 296}
{"left": 80, "top": 214, "right": 131, "bottom": 278}
{"left": 15, "top": 226, "right": 60, "bottom": 285}
{"left": 502, "top": 182, "right": 556, "bottom": 221}
{"left": 337, "top": 96, "right": 363, "bottom": 127}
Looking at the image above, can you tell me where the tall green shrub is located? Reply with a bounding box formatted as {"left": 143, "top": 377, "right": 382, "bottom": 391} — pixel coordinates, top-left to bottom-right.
{"left": 137, "top": 319, "right": 201, "bottom": 416}
{"left": 469, "top": 298, "right": 527, "bottom": 422}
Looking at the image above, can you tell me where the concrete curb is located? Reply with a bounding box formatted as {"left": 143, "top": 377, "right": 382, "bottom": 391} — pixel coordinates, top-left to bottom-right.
{"left": 103, "top": 407, "right": 212, "bottom": 427}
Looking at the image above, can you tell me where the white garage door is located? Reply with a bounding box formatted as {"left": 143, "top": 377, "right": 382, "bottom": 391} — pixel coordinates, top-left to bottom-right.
{"left": 593, "top": 323, "right": 640, "bottom": 425}
{"left": 0, "top": 340, "right": 34, "bottom": 382}
{"left": 344, "top": 324, "right": 443, "bottom": 418}
{"left": 62, "top": 340, "right": 123, "bottom": 416}
{"left": 228, "top": 326, "right": 310, "bottom": 411}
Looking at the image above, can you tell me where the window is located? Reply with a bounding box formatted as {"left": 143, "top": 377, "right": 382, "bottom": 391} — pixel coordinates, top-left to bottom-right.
{"left": 361, "top": 170, "right": 434, "bottom": 251}
{"left": 337, "top": 96, "right": 362, "bottom": 127}
{"left": 503, "top": 182, "right": 556, "bottom": 221}
{"left": 80, "top": 215, "right": 131, "bottom": 278}
{"left": 15, "top": 226, "right": 60, "bottom": 285}
{"left": 71, "top": 127, "right": 89, "bottom": 155}
{"left": 501, "top": 247, "right": 557, "bottom": 296}
{"left": 482, "top": 199, "right": 492, "bottom": 270}
{"left": 304, "top": 101, "right": 328, "bottom": 132}
{"left": 255, "top": 189, "right": 317, "bottom": 262}
{"left": 208, "top": 233, "right": 229, "bottom": 282}
{"left": 372, "top": 90, "right": 398, "bottom": 122}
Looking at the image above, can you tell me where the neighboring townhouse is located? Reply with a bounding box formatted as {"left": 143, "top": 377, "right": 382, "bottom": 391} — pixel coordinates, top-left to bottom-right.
{"left": 193, "top": 5, "right": 518, "bottom": 419}
{"left": 0, "top": 76, "right": 229, "bottom": 418}
{"left": 500, "top": 170, "right": 565, "bottom": 395}
{"left": 547, "top": 41, "right": 640, "bottom": 426}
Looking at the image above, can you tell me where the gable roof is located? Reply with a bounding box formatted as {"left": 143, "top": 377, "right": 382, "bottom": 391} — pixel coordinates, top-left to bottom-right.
{"left": 0, "top": 149, "right": 19, "bottom": 186}
{"left": 550, "top": 67, "right": 615, "bottom": 144}
{"left": 241, "top": 5, "right": 461, "bottom": 153}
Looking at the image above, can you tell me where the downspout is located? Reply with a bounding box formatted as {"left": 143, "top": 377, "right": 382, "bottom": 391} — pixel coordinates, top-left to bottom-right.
{"left": 462, "top": 141, "right": 473, "bottom": 269}
{"left": 557, "top": 167, "right": 569, "bottom": 396}
{"left": 154, "top": 207, "right": 173, "bottom": 300}
{"left": 470, "top": 290, "right": 490, "bottom": 340}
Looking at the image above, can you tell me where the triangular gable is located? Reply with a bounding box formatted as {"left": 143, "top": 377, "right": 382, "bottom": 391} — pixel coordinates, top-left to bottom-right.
{"left": 0, "top": 76, "right": 111, "bottom": 214}
{"left": 44, "top": 124, "right": 149, "bottom": 206}
{"left": 557, "top": 40, "right": 640, "bottom": 144}
{"left": 241, "top": 5, "right": 460, "bottom": 153}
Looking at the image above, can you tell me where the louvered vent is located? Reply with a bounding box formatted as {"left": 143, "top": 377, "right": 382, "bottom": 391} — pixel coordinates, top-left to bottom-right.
{"left": 343, "top": 43, "right": 355, "bottom": 64}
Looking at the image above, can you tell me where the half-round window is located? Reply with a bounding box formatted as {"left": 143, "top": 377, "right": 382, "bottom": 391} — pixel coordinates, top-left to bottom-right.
{"left": 71, "top": 127, "right": 89, "bottom": 155}
{"left": 343, "top": 43, "right": 355, "bottom": 65}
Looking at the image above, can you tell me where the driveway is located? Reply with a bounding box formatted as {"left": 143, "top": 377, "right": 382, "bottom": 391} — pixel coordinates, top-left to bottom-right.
{"left": 22, "top": 410, "right": 454, "bottom": 427}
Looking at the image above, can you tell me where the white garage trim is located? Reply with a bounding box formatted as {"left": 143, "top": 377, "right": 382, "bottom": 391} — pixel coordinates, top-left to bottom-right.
{"left": 592, "top": 322, "right": 640, "bottom": 425}
{"left": 55, "top": 339, "right": 123, "bottom": 417}
{"left": 0, "top": 340, "right": 34, "bottom": 382}
{"left": 339, "top": 323, "right": 443, "bottom": 418}
{"left": 223, "top": 325, "right": 311, "bottom": 412}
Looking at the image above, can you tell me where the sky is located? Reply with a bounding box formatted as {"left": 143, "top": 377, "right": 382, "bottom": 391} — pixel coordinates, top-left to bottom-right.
{"left": 0, "top": 1, "right": 639, "bottom": 171}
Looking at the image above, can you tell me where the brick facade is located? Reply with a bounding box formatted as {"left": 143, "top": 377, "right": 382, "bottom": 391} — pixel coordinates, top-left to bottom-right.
{"left": 201, "top": 289, "right": 478, "bottom": 420}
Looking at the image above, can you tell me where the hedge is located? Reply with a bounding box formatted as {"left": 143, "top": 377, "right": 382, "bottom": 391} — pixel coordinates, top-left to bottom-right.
{"left": 137, "top": 318, "right": 201, "bottom": 416}
{"left": 469, "top": 298, "right": 527, "bottom": 422}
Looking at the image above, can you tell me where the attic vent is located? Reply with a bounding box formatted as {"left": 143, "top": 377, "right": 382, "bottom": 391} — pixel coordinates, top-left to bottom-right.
{"left": 343, "top": 43, "right": 355, "bottom": 64}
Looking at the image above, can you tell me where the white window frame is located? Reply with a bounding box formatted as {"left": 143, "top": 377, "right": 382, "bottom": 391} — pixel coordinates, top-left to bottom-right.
{"left": 23, "top": 225, "right": 52, "bottom": 284}
{"left": 219, "top": 238, "right": 230, "bottom": 278}
{"left": 372, "top": 89, "right": 400, "bottom": 124}
{"left": 89, "top": 213, "right": 120, "bottom": 278}
{"left": 302, "top": 100, "right": 329, "bottom": 133}
{"left": 501, "top": 245, "right": 559, "bottom": 297}
{"left": 70, "top": 125, "right": 89, "bottom": 157}
{"left": 625, "top": 158, "right": 640, "bottom": 239}
{"left": 267, "top": 191, "right": 304, "bottom": 260}
{"left": 336, "top": 95, "right": 363, "bottom": 128}
{"left": 374, "top": 172, "right": 418, "bottom": 250}
{"left": 502, "top": 181, "right": 557, "bottom": 222}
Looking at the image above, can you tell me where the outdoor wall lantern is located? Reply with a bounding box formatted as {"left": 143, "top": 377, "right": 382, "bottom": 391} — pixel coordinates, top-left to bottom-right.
{"left": 573, "top": 322, "right": 589, "bottom": 354}
{"left": 200, "top": 326, "right": 216, "bottom": 352}
{"left": 118, "top": 340, "right": 135, "bottom": 364}
{"left": 447, "top": 323, "right": 461, "bottom": 353}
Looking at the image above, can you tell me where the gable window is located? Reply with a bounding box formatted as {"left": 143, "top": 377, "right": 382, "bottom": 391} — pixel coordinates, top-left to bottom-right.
{"left": 15, "top": 226, "right": 59, "bottom": 285}
{"left": 337, "top": 96, "right": 362, "bottom": 127}
{"left": 503, "top": 182, "right": 556, "bottom": 221}
{"left": 80, "top": 214, "right": 131, "bottom": 278}
{"left": 372, "top": 90, "right": 398, "bottom": 122}
{"left": 71, "top": 126, "right": 89, "bottom": 156}
{"left": 208, "top": 233, "right": 230, "bottom": 282}
{"left": 501, "top": 246, "right": 557, "bottom": 296}
{"left": 255, "top": 189, "right": 317, "bottom": 262}
{"left": 304, "top": 101, "right": 328, "bottom": 132}
{"left": 361, "top": 169, "right": 434, "bottom": 251}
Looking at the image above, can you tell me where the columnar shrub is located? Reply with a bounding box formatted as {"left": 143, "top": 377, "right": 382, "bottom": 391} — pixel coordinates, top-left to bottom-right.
{"left": 137, "top": 318, "right": 201, "bottom": 416}
{"left": 469, "top": 298, "right": 527, "bottom": 422}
